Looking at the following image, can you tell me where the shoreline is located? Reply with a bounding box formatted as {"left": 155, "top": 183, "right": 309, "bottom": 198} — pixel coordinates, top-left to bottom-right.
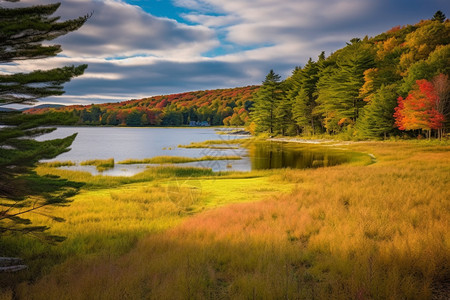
{"left": 267, "top": 137, "right": 334, "bottom": 144}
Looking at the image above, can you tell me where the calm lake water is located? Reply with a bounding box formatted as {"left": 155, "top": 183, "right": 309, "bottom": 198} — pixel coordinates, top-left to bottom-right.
{"left": 37, "top": 127, "right": 360, "bottom": 175}
{"left": 37, "top": 127, "right": 249, "bottom": 175}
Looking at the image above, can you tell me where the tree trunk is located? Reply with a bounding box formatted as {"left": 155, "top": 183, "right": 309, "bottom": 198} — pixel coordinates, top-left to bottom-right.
{"left": 0, "top": 257, "right": 27, "bottom": 273}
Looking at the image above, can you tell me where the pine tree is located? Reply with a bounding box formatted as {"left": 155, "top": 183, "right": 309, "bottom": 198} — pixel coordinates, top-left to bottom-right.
{"left": 274, "top": 92, "right": 292, "bottom": 135}
{"left": 356, "top": 84, "right": 398, "bottom": 139}
{"left": 432, "top": 10, "right": 446, "bottom": 23}
{"left": 250, "top": 70, "right": 283, "bottom": 134}
{"left": 288, "top": 57, "right": 321, "bottom": 135}
{"left": 315, "top": 41, "right": 375, "bottom": 133}
{"left": 0, "top": 2, "right": 88, "bottom": 242}
{"left": 292, "top": 87, "right": 310, "bottom": 133}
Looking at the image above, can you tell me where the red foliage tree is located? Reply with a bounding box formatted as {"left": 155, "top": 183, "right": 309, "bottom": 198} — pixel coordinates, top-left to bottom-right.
{"left": 394, "top": 79, "right": 445, "bottom": 138}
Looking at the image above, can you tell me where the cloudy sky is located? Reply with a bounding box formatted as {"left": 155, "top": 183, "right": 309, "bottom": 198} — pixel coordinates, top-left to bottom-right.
{"left": 2, "top": 0, "right": 449, "bottom": 106}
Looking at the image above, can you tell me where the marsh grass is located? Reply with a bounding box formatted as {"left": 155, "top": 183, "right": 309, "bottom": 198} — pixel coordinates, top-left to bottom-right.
{"left": 178, "top": 138, "right": 251, "bottom": 148}
{"left": 34, "top": 165, "right": 226, "bottom": 189}
{"left": 3, "top": 141, "right": 450, "bottom": 299}
{"left": 80, "top": 158, "right": 115, "bottom": 171}
{"left": 117, "top": 155, "right": 241, "bottom": 165}
{"left": 39, "top": 161, "right": 76, "bottom": 167}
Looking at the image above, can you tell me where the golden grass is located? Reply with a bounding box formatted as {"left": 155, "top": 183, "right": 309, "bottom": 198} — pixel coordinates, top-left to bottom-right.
{"left": 3, "top": 141, "right": 450, "bottom": 299}
{"left": 117, "top": 155, "right": 242, "bottom": 164}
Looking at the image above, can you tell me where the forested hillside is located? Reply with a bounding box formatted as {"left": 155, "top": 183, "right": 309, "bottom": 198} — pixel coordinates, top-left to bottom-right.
{"left": 25, "top": 86, "right": 258, "bottom": 126}
{"left": 251, "top": 13, "right": 449, "bottom": 139}
{"left": 25, "top": 14, "right": 449, "bottom": 139}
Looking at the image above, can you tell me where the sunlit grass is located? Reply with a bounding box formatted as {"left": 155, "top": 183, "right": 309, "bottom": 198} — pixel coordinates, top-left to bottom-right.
{"left": 0, "top": 167, "right": 289, "bottom": 295}
{"left": 117, "top": 155, "right": 241, "bottom": 164}
{"left": 3, "top": 141, "right": 449, "bottom": 299}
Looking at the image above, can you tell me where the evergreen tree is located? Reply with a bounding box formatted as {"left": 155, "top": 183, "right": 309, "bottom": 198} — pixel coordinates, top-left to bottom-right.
{"left": 274, "top": 97, "right": 292, "bottom": 135}
{"left": 288, "top": 57, "right": 321, "bottom": 135}
{"left": 316, "top": 41, "right": 375, "bottom": 132}
{"left": 0, "top": 2, "right": 88, "bottom": 242}
{"left": 250, "top": 70, "right": 283, "bottom": 134}
{"left": 432, "top": 10, "right": 446, "bottom": 23}
{"left": 356, "top": 84, "right": 398, "bottom": 139}
{"left": 292, "top": 87, "right": 310, "bottom": 133}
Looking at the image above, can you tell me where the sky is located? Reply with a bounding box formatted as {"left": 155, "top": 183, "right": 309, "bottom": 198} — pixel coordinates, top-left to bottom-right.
{"left": 2, "top": 0, "right": 449, "bottom": 106}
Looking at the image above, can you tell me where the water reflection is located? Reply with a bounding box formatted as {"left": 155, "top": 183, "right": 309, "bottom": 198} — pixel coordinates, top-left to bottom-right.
{"left": 249, "top": 142, "right": 351, "bottom": 170}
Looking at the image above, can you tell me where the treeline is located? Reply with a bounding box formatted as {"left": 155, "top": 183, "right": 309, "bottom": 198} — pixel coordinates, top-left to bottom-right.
{"left": 251, "top": 13, "right": 449, "bottom": 139}
{"left": 25, "top": 86, "right": 258, "bottom": 126}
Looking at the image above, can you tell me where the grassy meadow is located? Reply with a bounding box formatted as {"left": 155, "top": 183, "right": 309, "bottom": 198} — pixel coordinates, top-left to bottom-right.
{"left": 1, "top": 140, "right": 449, "bottom": 299}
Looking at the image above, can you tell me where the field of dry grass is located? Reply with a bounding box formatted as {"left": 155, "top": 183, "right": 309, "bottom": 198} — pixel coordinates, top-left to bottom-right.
{"left": 1, "top": 141, "right": 449, "bottom": 299}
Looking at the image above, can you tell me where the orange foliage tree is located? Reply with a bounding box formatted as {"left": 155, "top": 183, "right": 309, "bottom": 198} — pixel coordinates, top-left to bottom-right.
{"left": 394, "top": 79, "right": 445, "bottom": 138}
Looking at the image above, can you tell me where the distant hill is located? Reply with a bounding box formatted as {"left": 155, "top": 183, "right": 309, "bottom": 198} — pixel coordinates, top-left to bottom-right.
{"left": 21, "top": 104, "right": 65, "bottom": 112}
{"left": 25, "top": 86, "right": 259, "bottom": 126}
{"left": 0, "top": 107, "right": 19, "bottom": 112}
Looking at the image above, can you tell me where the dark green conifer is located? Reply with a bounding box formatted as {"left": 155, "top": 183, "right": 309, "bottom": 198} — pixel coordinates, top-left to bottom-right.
{"left": 356, "top": 85, "right": 398, "bottom": 139}
{"left": 250, "top": 70, "right": 283, "bottom": 134}
{"left": 431, "top": 10, "right": 446, "bottom": 23}
{"left": 0, "top": 1, "right": 88, "bottom": 242}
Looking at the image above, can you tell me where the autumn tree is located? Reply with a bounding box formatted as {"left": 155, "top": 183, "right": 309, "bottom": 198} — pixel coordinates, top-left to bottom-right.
{"left": 0, "top": 2, "right": 88, "bottom": 242}
{"left": 399, "top": 19, "right": 449, "bottom": 73}
{"left": 394, "top": 79, "right": 445, "bottom": 139}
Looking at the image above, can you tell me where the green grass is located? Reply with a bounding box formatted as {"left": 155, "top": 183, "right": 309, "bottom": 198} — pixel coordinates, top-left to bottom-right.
{"left": 117, "top": 155, "right": 242, "bottom": 164}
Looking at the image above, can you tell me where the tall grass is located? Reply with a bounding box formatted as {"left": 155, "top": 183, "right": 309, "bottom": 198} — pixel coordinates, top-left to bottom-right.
{"left": 0, "top": 171, "right": 287, "bottom": 297}
{"left": 3, "top": 142, "right": 450, "bottom": 299}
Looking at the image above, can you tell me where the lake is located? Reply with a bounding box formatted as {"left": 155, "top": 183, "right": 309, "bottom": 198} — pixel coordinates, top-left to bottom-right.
{"left": 37, "top": 127, "right": 361, "bottom": 175}
{"left": 37, "top": 127, "right": 250, "bottom": 175}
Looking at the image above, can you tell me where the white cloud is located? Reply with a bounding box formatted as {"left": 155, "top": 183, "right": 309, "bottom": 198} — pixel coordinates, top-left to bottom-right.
{"left": 176, "top": 0, "right": 376, "bottom": 65}
{"left": 6, "top": 0, "right": 219, "bottom": 59}
{"left": 181, "top": 14, "right": 240, "bottom": 28}
{"left": 2, "top": 0, "right": 444, "bottom": 107}
{"left": 79, "top": 72, "right": 124, "bottom": 80}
